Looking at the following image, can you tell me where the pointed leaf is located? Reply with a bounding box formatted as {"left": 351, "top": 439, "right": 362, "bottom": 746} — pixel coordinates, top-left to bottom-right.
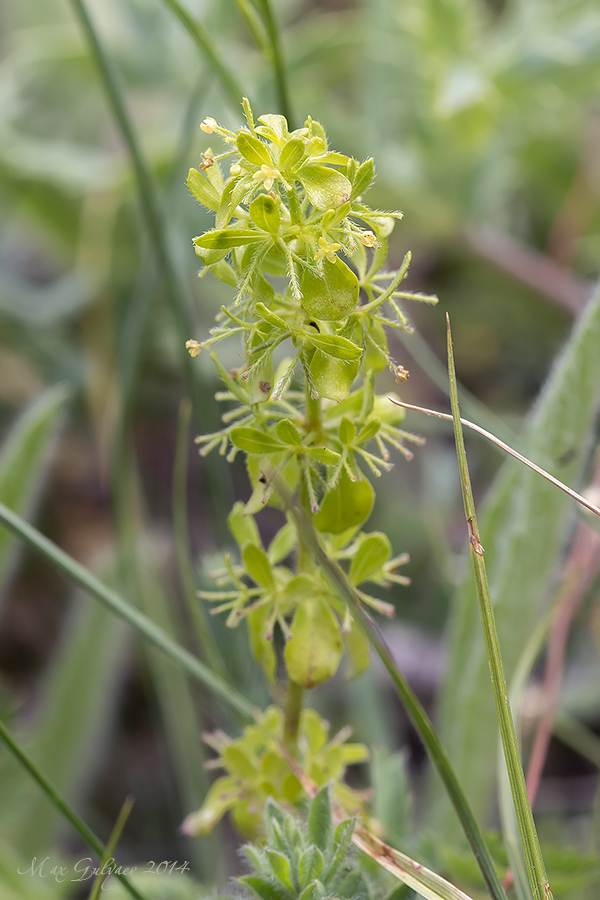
{"left": 241, "top": 875, "right": 295, "bottom": 900}
{"left": 194, "top": 229, "right": 266, "bottom": 251}
{"left": 247, "top": 605, "right": 277, "bottom": 683}
{"left": 309, "top": 447, "right": 341, "bottom": 466}
{"left": 231, "top": 427, "right": 283, "bottom": 455}
{"left": 351, "top": 158, "right": 375, "bottom": 199}
{"left": 339, "top": 417, "right": 356, "bottom": 444}
{"left": 188, "top": 167, "right": 220, "bottom": 210}
{"left": 266, "top": 850, "right": 294, "bottom": 890}
{"left": 276, "top": 420, "right": 302, "bottom": 446}
{"left": 307, "top": 786, "right": 332, "bottom": 851}
{"left": 237, "top": 132, "right": 273, "bottom": 166}
{"left": 349, "top": 533, "right": 392, "bottom": 585}
{"left": 228, "top": 502, "right": 261, "bottom": 549}
{"left": 304, "top": 333, "right": 363, "bottom": 361}
{"left": 243, "top": 544, "right": 274, "bottom": 589}
{"left": 279, "top": 138, "right": 306, "bottom": 172}
{"left": 298, "top": 845, "right": 325, "bottom": 887}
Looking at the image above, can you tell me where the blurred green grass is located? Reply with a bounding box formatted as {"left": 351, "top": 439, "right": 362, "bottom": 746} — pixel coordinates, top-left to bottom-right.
{"left": 0, "top": 0, "right": 599, "bottom": 896}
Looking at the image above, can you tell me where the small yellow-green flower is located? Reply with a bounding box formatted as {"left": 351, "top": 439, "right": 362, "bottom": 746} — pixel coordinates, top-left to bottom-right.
{"left": 314, "top": 235, "right": 342, "bottom": 263}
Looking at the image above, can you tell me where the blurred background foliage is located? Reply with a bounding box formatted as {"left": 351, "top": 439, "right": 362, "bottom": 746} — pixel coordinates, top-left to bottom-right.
{"left": 0, "top": 0, "right": 599, "bottom": 897}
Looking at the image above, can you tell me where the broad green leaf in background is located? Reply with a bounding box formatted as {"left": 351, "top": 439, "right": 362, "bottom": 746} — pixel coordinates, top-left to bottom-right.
{"left": 0, "top": 385, "right": 70, "bottom": 607}
{"left": 436, "top": 284, "right": 600, "bottom": 831}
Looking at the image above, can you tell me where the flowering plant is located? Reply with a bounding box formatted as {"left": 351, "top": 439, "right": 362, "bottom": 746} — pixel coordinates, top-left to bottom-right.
{"left": 184, "top": 101, "right": 436, "bottom": 835}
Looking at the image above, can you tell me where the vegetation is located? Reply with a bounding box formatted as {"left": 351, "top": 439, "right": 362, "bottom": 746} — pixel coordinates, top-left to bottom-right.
{"left": 0, "top": 1, "right": 599, "bottom": 900}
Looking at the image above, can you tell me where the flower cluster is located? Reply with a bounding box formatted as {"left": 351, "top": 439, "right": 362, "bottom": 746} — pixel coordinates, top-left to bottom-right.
{"left": 183, "top": 102, "right": 435, "bottom": 837}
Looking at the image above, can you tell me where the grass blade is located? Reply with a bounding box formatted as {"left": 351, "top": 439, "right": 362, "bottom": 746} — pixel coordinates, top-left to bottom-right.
{"left": 446, "top": 314, "right": 552, "bottom": 900}
{"left": 67, "top": 0, "right": 202, "bottom": 410}
{"left": 5, "top": 586, "right": 129, "bottom": 858}
{"left": 257, "top": 0, "right": 294, "bottom": 123}
{"left": 161, "top": 0, "right": 246, "bottom": 109}
{"left": 0, "top": 385, "right": 69, "bottom": 605}
{"left": 89, "top": 796, "right": 134, "bottom": 900}
{"left": 0, "top": 718, "right": 147, "bottom": 900}
{"left": 0, "top": 500, "right": 256, "bottom": 721}
{"left": 437, "top": 284, "right": 600, "bottom": 827}
{"left": 389, "top": 400, "right": 600, "bottom": 520}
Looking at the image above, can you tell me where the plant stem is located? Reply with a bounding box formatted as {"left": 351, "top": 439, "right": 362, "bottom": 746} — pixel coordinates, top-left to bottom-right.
{"left": 446, "top": 314, "right": 552, "bottom": 900}
{"left": 283, "top": 679, "right": 304, "bottom": 753}
{"left": 305, "top": 386, "right": 321, "bottom": 433}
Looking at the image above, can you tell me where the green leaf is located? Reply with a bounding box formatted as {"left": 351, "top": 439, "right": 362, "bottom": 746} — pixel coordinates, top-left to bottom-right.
{"left": 243, "top": 544, "right": 274, "bottom": 589}
{"left": 356, "top": 420, "right": 380, "bottom": 443}
{"left": 344, "top": 618, "right": 370, "bottom": 679}
{"left": 257, "top": 114, "right": 289, "bottom": 143}
{"left": 315, "top": 471, "right": 375, "bottom": 534}
{"left": 231, "top": 427, "right": 283, "bottom": 454}
{"left": 194, "top": 229, "right": 266, "bottom": 250}
{"left": 327, "top": 818, "right": 355, "bottom": 882}
{"left": 307, "top": 786, "right": 332, "bottom": 851}
{"left": 266, "top": 850, "right": 294, "bottom": 890}
{"left": 228, "top": 502, "right": 262, "bottom": 549}
{"left": 339, "top": 417, "right": 356, "bottom": 444}
{"left": 222, "top": 745, "right": 257, "bottom": 779}
{"left": 250, "top": 194, "right": 281, "bottom": 234}
{"left": 349, "top": 533, "right": 392, "bottom": 584}
{"left": 304, "top": 332, "right": 363, "bottom": 361}
{"left": 300, "top": 257, "right": 359, "bottom": 320}
{"left": 247, "top": 605, "right": 276, "bottom": 684}
{"left": 298, "top": 845, "right": 325, "bottom": 886}
{"left": 268, "top": 523, "right": 297, "bottom": 564}
{"left": 237, "top": 131, "right": 273, "bottom": 166}
{"left": 247, "top": 356, "right": 275, "bottom": 403}
{"left": 284, "top": 597, "right": 343, "bottom": 687}
{"left": 255, "top": 302, "right": 288, "bottom": 331}
{"left": 299, "top": 165, "right": 352, "bottom": 209}
{"left": 241, "top": 875, "right": 295, "bottom": 900}
{"left": 437, "top": 285, "right": 600, "bottom": 832}
{"left": 351, "top": 158, "right": 375, "bottom": 199}
{"left": 188, "top": 166, "right": 221, "bottom": 211}
{"left": 308, "top": 352, "right": 360, "bottom": 402}
{"left": 309, "top": 447, "right": 341, "bottom": 465}
{"left": 0, "top": 385, "right": 69, "bottom": 606}
{"left": 276, "top": 420, "right": 302, "bottom": 445}
{"left": 279, "top": 138, "right": 306, "bottom": 172}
